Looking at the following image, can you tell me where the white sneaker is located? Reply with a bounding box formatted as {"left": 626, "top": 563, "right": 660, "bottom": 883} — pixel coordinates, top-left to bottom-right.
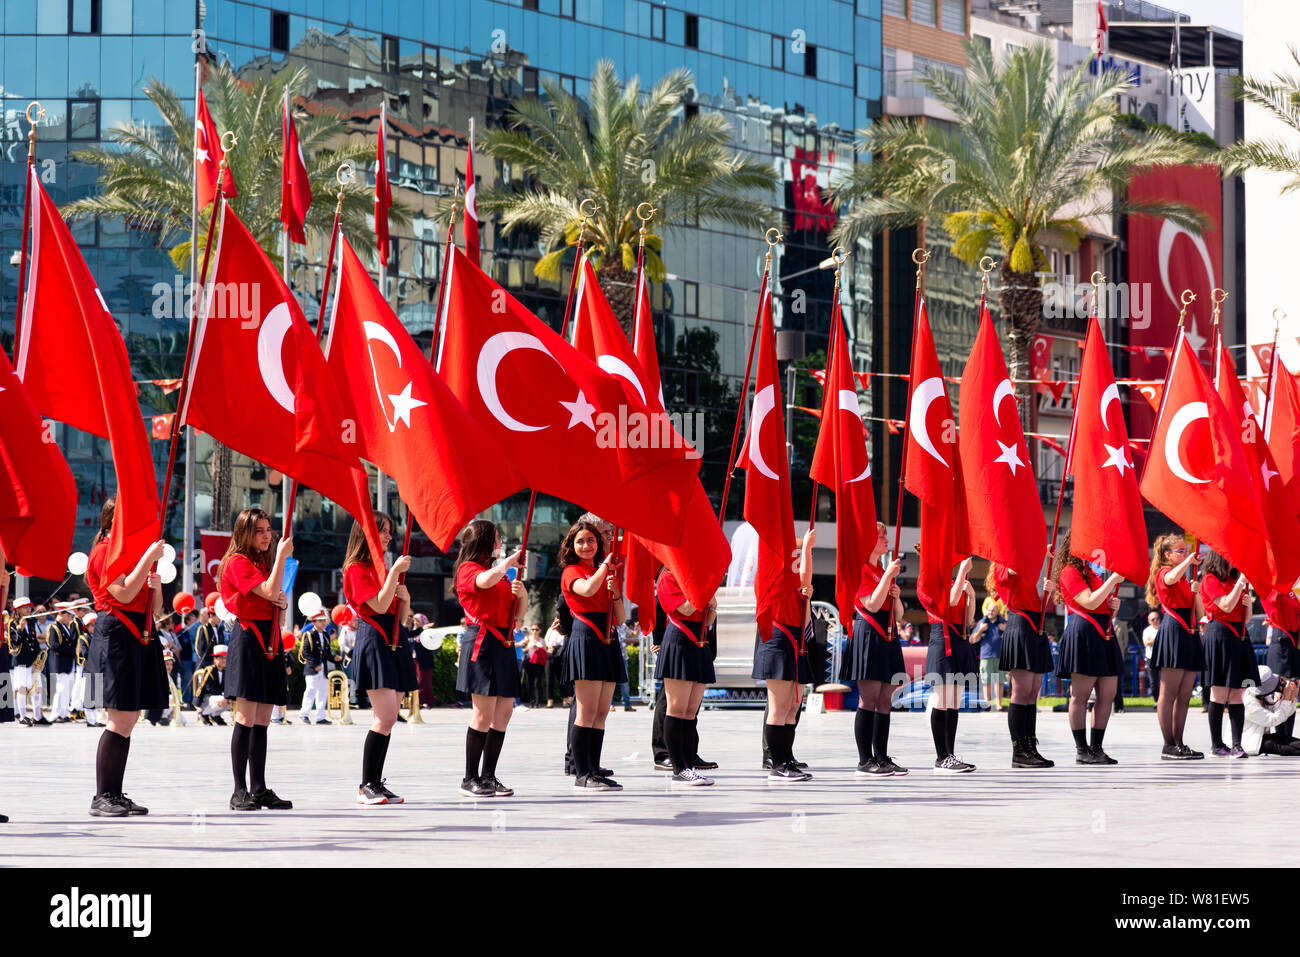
{"left": 670, "top": 768, "right": 715, "bottom": 787}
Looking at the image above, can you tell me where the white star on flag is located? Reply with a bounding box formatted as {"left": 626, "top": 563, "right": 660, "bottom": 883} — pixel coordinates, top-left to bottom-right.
{"left": 386, "top": 381, "right": 426, "bottom": 429}
{"left": 1262, "top": 462, "right": 1279, "bottom": 490}
{"left": 1184, "top": 316, "right": 1207, "bottom": 354}
{"left": 560, "top": 389, "right": 598, "bottom": 431}
{"left": 1102, "top": 442, "right": 1132, "bottom": 476}
{"left": 993, "top": 439, "right": 1024, "bottom": 475}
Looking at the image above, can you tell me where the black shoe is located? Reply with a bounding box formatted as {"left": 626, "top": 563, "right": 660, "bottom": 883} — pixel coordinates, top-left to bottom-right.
{"left": 314, "top": 718, "right": 331, "bottom": 725}
{"left": 458, "top": 777, "right": 496, "bottom": 798}
{"left": 376, "top": 780, "right": 404, "bottom": 804}
{"left": 199, "top": 714, "right": 213, "bottom": 726}
{"left": 483, "top": 775, "right": 514, "bottom": 797}
{"left": 300, "top": 715, "right": 312, "bottom": 724}
{"left": 1177, "top": 743, "right": 1204, "bottom": 760}
{"left": 54, "top": 717, "right": 71, "bottom": 724}
{"left": 116, "top": 793, "right": 149, "bottom": 815}
{"left": 1090, "top": 746, "right": 1118, "bottom": 765}
{"left": 0, "top": 812, "right": 7, "bottom": 823}
{"left": 691, "top": 757, "right": 720, "bottom": 771}
{"left": 252, "top": 788, "right": 292, "bottom": 809}
{"left": 877, "top": 756, "right": 909, "bottom": 776}
{"left": 212, "top": 715, "right": 227, "bottom": 726}
{"left": 1028, "top": 738, "right": 1055, "bottom": 768}
{"left": 89, "top": 793, "right": 129, "bottom": 817}
{"left": 35, "top": 717, "right": 50, "bottom": 726}
{"left": 573, "top": 774, "right": 619, "bottom": 792}
{"left": 1012, "top": 738, "right": 1051, "bottom": 769}
{"left": 19, "top": 718, "right": 32, "bottom": 727}
{"left": 596, "top": 766, "right": 613, "bottom": 777}
{"left": 395, "top": 715, "right": 407, "bottom": 723}
{"left": 789, "top": 757, "right": 809, "bottom": 770}
{"left": 854, "top": 758, "right": 880, "bottom": 776}
{"left": 1161, "top": 744, "right": 1185, "bottom": 760}
{"left": 767, "top": 763, "right": 811, "bottom": 782}
{"left": 653, "top": 758, "right": 674, "bottom": 771}
{"left": 1076, "top": 747, "right": 1106, "bottom": 765}
{"left": 761, "top": 756, "right": 775, "bottom": 770}
{"left": 229, "top": 788, "right": 260, "bottom": 811}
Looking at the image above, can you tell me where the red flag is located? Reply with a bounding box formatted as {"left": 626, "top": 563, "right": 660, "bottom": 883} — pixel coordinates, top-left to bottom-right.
{"left": 464, "top": 126, "right": 480, "bottom": 267}
{"left": 16, "top": 170, "right": 159, "bottom": 582}
{"left": 1095, "top": 0, "right": 1108, "bottom": 56}
{"left": 1139, "top": 329, "right": 1272, "bottom": 590}
{"left": 1214, "top": 337, "right": 1300, "bottom": 589}
{"left": 1134, "top": 381, "right": 1164, "bottom": 412}
{"left": 1264, "top": 352, "right": 1300, "bottom": 516}
{"left": 151, "top": 414, "right": 174, "bottom": 440}
{"left": 809, "top": 301, "right": 877, "bottom": 631}
{"left": 280, "top": 89, "right": 311, "bottom": 245}
{"left": 374, "top": 101, "right": 391, "bottom": 267}
{"left": 958, "top": 302, "right": 1046, "bottom": 580}
{"left": 902, "top": 298, "right": 968, "bottom": 620}
{"left": 0, "top": 348, "right": 76, "bottom": 580}
{"left": 739, "top": 284, "right": 800, "bottom": 637}
{"left": 195, "top": 87, "right": 236, "bottom": 211}
{"left": 569, "top": 255, "right": 728, "bottom": 612}
{"left": 179, "top": 202, "right": 384, "bottom": 578}
{"left": 1066, "top": 316, "right": 1148, "bottom": 583}
{"left": 323, "top": 234, "right": 525, "bottom": 548}
{"left": 437, "top": 245, "right": 699, "bottom": 546}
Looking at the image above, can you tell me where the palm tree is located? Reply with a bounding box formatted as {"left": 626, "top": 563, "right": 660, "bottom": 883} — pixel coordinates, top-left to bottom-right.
{"left": 829, "top": 41, "right": 1212, "bottom": 395}
{"left": 1217, "top": 46, "right": 1300, "bottom": 191}
{"left": 475, "top": 60, "right": 779, "bottom": 330}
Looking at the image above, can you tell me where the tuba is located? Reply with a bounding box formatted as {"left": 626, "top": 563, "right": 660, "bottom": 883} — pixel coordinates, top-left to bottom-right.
{"left": 326, "top": 669, "right": 352, "bottom": 725}
{"left": 168, "top": 675, "right": 185, "bottom": 727}
{"left": 402, "top": 690, "right": 425, "bottom": 724}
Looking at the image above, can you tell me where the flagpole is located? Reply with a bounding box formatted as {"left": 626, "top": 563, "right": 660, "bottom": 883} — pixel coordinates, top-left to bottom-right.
{"left": 1263, "top": 309, "right": 1284, "bottom": 422}
{"left": 718, "top": 228, "right": 782, "bottom": 524}
{"left": 12, "top": 102, "right": 42, "bottom": 367}
{"left": 181, "top": 63, "right": 203, "bottom": 594}
{"left": 806, "top": 250, "right": 845, "bottom": 534}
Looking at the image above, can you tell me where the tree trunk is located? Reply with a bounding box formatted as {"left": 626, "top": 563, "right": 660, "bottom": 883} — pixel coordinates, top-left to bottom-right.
{"left": 999, "top": 261, "right": 1042, "bottom": 424}
{"left": 210, "top": 442, "right": 233, "bottom": 532}
{"left": 596, "top": 258, "right": 637, "bottom": 337}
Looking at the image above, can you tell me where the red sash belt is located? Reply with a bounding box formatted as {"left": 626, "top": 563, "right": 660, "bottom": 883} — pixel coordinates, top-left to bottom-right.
{"left": 1161, "top": 604, "right": 1194, "bottom": 634}
{"left": 107, "top": 607, "right": 153, "bottom": 647}
{"left": 928, "top": 617, "right": 962, "bottom": 656}
{"left": 1070, "top": 606, "right": 1111, "bottom": 640}
{"left": 772, "top": 621, "right": 804, "bottom": 657}
{"left": 468, "top": 617, "right": 512, "bottom": 662}
{"left": 572, "top": 610, "right": 610, "bottom": 645}
{"left": 236, "top": 618, "right": 280, "bottom": 660}
{"left": 854, "top": 608, "right": 892, "bottom": 642}
{"left": 1009, "top": 606, "right": 1040, "bottom": 630}
{"left": 354, "top": 606, "right": 400, "bottom": 650}
{"left": 667, "top": 614, "right": 707, "bottom": 648}
{"left": 1211, "top": 616, "right": 1244, "bottom": 640}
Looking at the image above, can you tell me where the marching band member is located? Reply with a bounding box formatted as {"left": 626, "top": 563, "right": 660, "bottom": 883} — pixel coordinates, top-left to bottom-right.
{"left": 219, "top": 507, "right": 294, "bottom": 812}
{"left": 193, "top": 645, "right": 230, "bottom": 725}
{"left": 454, "top": 519, "right": 526, "bottom": 798}
{"left": 841, "top": 523, "right": 907, "bottom": 777}
{"left": 922, "top": 552, "right": 977, "bottom": 773}
{"left": 753, "top": 530, "right": 816, "bottom": 783}
{"left": 1146, "top": 533, "right": 1204, "bottom": 760}
{"left": 343, "top": 512, "right": 415, "bottom": 805}
{"left": 73, "top": 612, "right": 100, "bottom": 727}
{"left": 298, "top": 611, "right": 335, "bottom": 726}
{"left": 989, "top": 550, "right": 1056, "bottom": 768}
{"left": 84, "top": 497, "right": 168, "bottom": 817}
{"left": 1263, "top": 587, "right": 1300, "bottom": 742}
{"left": 47, "top": 603, "right": 80, "bottom": 722}
{"left": 1200, "top": 551, "right": 1257, "bottom": 757}
{"left": 654, "top": 565, "right": 718, "bottom": 786}
{"left": 194, "top": 606, "right": 222, "bottom": 672}
{"left": 9, "top": 596, "right": 46, "bottom": 726}
{"left": 1053, "top": 531, "right": 1124, "bottom": 765}
{"left": 560, "top": 518, "right": 627, "bottom": 792}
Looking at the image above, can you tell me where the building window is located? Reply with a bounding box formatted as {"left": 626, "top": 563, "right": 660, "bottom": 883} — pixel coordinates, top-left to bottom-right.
{"left": 271, "top": 11, "right": 289, "bottom": 51}
{"left": 651, "top": 4, "right": 664, "bottom": 40}
{"left": 972, "top": 33, "right": 992, "bottom": 52}
{"left": 382, "top": 34, "right": 399, "bottom": 74}
{"left": 772, "top": 35, "right": 785, "bottom": 70}
{"left": 884, "top": 0, "right": 906, "bottom": 16}
{"left": 682, "top": 281, "right": 698, "bottom": 317}
{"left": 523, "top": 0, "right": 539, "bottom": 9}
{"left": 559, "top": 0, "right": 574, "bottom": 18}
{"left": 685, "top": 13, "right": 699, "bottom": 49}
{"left": 523, "top": 67, "right": 539, "bottom": 96}
{"left": 69, "top": 98, "right": 98, "bottom": 139}
{"left": 804, "top": 44, "right": 818, "bottom": 78}
{"left": 941, "top": 0, "right": 965, "bottom": 33}
{"left": 70, "top": 0, "right": 101, "bottom": 34}
{"left": 684, "top": 102, "right": 699, "bottom": 121}
{"left": 913, "top": 0, "right": 936, "bottom": 26}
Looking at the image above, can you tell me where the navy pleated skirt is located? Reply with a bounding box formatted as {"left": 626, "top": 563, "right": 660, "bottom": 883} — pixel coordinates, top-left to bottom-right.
{"left": 925, "top": 621, "right": 976, "bottom": 678}
{"left": 1151, "top": 610, "right": 1204, "bottom": 671}
{"left": 225, "top": 619, "right": 288, "bottom": 706}
{"left": 563, "top": 614, "right": 626, "bottom": 684}
{"left": 1204, "top": 621, "right": 1260, "bottom": 689}
{"left": 655, "top": 622, "right": 715, "bottom": 683}
{"left": 86, "top": 612, "right": 168, "bottom": 712}
{"left": 355, "top": 621, "right": 419, "bottom": 695}
{"left": 999, "top": 611, "right": 1054, "bottom": 674}
{"left": 1055, "top": 614, "right": 1118, "bottom": 679}
{"left": 839, "top": 613, "right": 904, "bottom": 683}
{"left": 752, "top": 623, "right": 811, "bottom": 682}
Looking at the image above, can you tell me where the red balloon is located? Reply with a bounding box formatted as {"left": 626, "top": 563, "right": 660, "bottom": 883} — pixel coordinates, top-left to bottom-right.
{"left": 172, "top": 592, "right": 196, "bottom": 615}
{"left": 331, "top": 603, "right": 352, "bottom": 626}
{"left": 281, "top": 629, "right": 296, "bottom": 651}
{"left": 204, "top": 591, "right": 219, "bottom": 611}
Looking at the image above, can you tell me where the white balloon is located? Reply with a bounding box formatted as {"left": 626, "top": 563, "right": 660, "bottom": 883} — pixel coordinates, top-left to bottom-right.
{"left": 297, "top": 591, "right": 323, "bottom": 618}
{"left": 158, "top": 562, "right": 178, "bottom": 584}
{"left": 214, "top": 597, "right": 237, "bottom": 623}
{"left": 161, "top": 543, "right": 177, "bottom": 565}
{"left": 67, "top": 552, "right": 89, "bottom": 576}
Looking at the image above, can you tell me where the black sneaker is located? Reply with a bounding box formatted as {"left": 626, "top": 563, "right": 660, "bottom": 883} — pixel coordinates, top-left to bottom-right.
{"left": 669, "top": 768, "right": 714, "bottom": 786}
{"left": 768, "top": 763, "right": 811, "bottom": 782}
{"left": 854, "top": 758, "right": 880, "bottom": 777}
{"left": 19, "top": 718, "right": 32, "bottom": 727}
{"left": 314, "top": 718, "right": 331, "bottom": 725}
{"left": 299, "top": 715, "right": 312, "bottom": 724}
{"left": 458, "top": 777, "right": 495, "bottom": 798}
{"left": 378, "top": 781, "right": 405, "bottom": 803}
{"left": 116, "top": 793, "right": 148, "bottom": 815}
{"left": 653, "top": 758, "right": 674, "bottom": 771}
{"left": 1090, "top": 746, "right": 1118, "bottom": 765}
{"left": 1160, "top": 744, "right": 1185, "bottom": 760}
{"left": 252, "top": 788, "right": 292, "bottom": 809}
{"left": 934, "top": 754, "right": 975, "bottom": 773}
{"left": 35, "top": 717, "right": 50, "bottom": 726}
{"left": 0, "top": 812, "right": 7, "bottom": 823}
{"left": 200, "top": 715, "right": 213, "bottom": 726}
{"left": 483, "top": 775, "right": 513, "bottom": 797}
{"left": 596, "top": 766, "right": 613, "bottom": 777}
{"left": 1177, "top": 744, "right": 1204, "bottom": 760}
{"left": 357, "top": 783, "right": 388, "bottom": 805}
{"left": 212, "top": 715, "right": 227, "bottom": 726}
{"left": 395, "top": 714, "right": 407, "bottom": 723}
{"left": 878, "top": 756, "right": 909, "bottom": 776}
{"left": 573, "top": 774, "right": 619, "bottom": 792}
{"left": 761, "top": 756, "right": 775, "bottom": 770}
{"left": 789, "top": 757, "right": 810, "bottom": 770}
{"left": 89, "top": 793, "right": 129, "bottom": 817}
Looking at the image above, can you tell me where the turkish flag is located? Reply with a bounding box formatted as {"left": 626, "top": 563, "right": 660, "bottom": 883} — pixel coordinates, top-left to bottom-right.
{"left": 195, "top": 87, "right": 236, "bottom": 211}
{"left": 280, "top": 91, "right": 311, "bottom": 245}
{"left": 903, "top": 298, "right": 968, "bottom": 620}
{"left": 1214, "top": 337, "right": 1300, "bottom": 589}
{"left": 1139, "top": 329, "right": 1272, "bottom": 590}
{"left": 375, "top": 102, "right": 391, "bottom": 267}
{"left": 151, "top": 414, "right": 174, "bottom": 440}
{"left": 1066, "top": 315, "right": 1148, "bottom": 584}
{"left": 569, "top": 256, "right": 729, "bottom": 615}
{"left": 809, "top": 300, "right": 877, "bottom": 631}
{"left": 1134, "top": 381, "right": 1164, "bottom": 412}
{"left": 323, "top": 233, "right": 525, "bottom": 549}
{"left": 0, "top": 347, "right": 76, "bottom": 580}
{"left": 738, "top": 282, "right": 800, "bottom": 637}
{"left": 438, "top": 245, "right": 699, "bottom": 547}
{"left": 15, "top": 169, "right": 159, "bottom": 583}
{"left": 179, "top": 202, "right": 384, "bottom": 578}
{"left": 464, "top": 130, "right": 480, "bottom": 267}
{"left": 1264, "top": 351, "right": 1300, "bottom": 517}
{"left": 959, "top": 302, "right": 1047, "bottom": 581}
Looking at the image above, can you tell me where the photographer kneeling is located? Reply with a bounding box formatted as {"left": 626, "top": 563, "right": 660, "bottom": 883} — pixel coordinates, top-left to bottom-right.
{"left": 1243, "top": 666, "right": 1300, "bottom": 756}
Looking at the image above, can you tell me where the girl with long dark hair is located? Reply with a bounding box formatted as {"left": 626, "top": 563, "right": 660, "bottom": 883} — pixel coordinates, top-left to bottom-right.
{"left": 1146, "top": 533, "right": 1204, "bottom": 760}
{"left": 1200, "top": 550, "right": 1257, "bottom": 757}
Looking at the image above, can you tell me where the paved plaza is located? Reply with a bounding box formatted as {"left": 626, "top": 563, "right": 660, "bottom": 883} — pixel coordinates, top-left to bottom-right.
{"left": 1, "top": 706, "right": 1293, "bottom": 867}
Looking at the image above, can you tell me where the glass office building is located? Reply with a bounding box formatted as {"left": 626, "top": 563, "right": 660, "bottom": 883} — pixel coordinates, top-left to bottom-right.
{"left": 1, "top": 0, "right": 882, "bottom": 613}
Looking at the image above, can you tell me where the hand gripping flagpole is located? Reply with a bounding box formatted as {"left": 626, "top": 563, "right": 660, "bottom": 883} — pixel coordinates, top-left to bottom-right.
{"left": 12, "top": 102, "right": 44, "bottom": 361}
{"left": 718, "top": 228, "right": 782, "bottom": 524}
{"left": 159, "top": 130, "right": 237, "bottom": 542}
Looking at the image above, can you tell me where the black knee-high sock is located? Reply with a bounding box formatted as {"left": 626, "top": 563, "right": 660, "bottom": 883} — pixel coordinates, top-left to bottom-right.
{"left": 1011, "top": 703, "right": 1029, "bottom": 741}
{"left": 589, "top": 728, "right": 606, "bottom": 775}
{"left": 762, "top": 723, "right": 775, "bottom": 764}
{"left": 853, "top": 709, "right": 874, "bottom": 765}
{"left": 776, "top": 724, "right": 795, "bottom": 765}
{"left": 873, "top": 710, "right": 892, "bottom": 761}
{"left": 1091, "top": 726, "right": 1107, "bottom": 749}
{"left": 95, "top": 729, "right": 128, "bottom": 795}
{"left": 946, "top": 708, "right": 959, "bottom": 756}
{"left": 664, "top": 715, "right": 686, "bottom": 773}
{"left": 230, "top": 724, "right": 251, "bottom": 791}
{"left": 930, "top": 708, "right": 947, "bottom": 759}
{"left": 571, "top": 725, "right": 591, "bottom": 778}
{"left": 565, "top": 697, "right": 576, "bottom": 764}
{"left": 1072, "top": 727, "right": 1088, "bottom": 749}
{"left": 1227, "top": 703, "right": 1245, "bottom": 747}
{"left": 1207, "top": 701, "right": 1225, "bottom": 748}
{"left": 1027, "top": 704, "right": 1039, "bottom": 740}
{"left": 249, "top": 724, "right": 268, "bottom": 792}
{"left": 116, "top": 734, "right": 131, "bottom": 794}
{"left": 465, "top": 728, "right": 487, "bottom": 780}
{"left": 361, "top": 730, "right": 387, "bottom": 787}
{"left": 482, "top": 729, "right": 506, "bottom": 777}
{"left": 687, "top": 717, "right": 701, "bottom": 761}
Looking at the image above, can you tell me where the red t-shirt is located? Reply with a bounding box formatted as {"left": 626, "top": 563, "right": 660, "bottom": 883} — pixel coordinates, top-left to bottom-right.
{"left": 919, "top": 582, "right": 966, "bottom": 627}
{"left": 854, "top": 562, "right": 883, "bottom": 615}
{"left": 994, "top": 565, "right": 1041, "bottom": 614}
{"left": 1154, "top": 569, "right": 1193, "bottom": 611}
{"left": 220, "top": 554, "right": 277, "bottom": 621}
{"left": 657, "top": 568, "right": 706, "bottom": 623}
{"left": 343, "top": 561, "right": 394, "bottom": 616}
{"left": 85, "top": 540, "right": 150, "bottom": 613}
{"left": 562, "top": 562, "right": 611, "bottom": 615}
{"left": 1264, "top": 589, "right": 1300, "bottom": 634}
{"left": 1059, "top": 565, "right": 1104, "bottom": 619}
{"left": 1200, "top": 573, "right": 1247, "bottom": 624}
{"left": 455, "top": 561, "right": 513, "bottom": 629}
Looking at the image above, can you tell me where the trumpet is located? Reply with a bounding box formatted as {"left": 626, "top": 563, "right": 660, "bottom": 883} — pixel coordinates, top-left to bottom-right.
{"left": 326, "top": 670, "right": 352, "bottom": 725}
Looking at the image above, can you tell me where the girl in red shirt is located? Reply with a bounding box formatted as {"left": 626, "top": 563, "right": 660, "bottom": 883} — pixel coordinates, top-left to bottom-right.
{"left": 218, "top": 507, "right": 294, "bottom": 811}
{"left": 454, "top": 519, "right": 526, "bottom": 798}
{"left": 1200, "top": 550, "right": 1257, "bottom": 756}
{"left": 921, "top": 551, "right": 977, "bottom": 773}
{"left": 342, "top": 511, "right": 414, "bottom": 804}
{"left": 83, "top": 497, "right": 167, "bottom": 817}
{"left": 1145, "top": 532, "right": 1204, "bottom": 760}
{"left": 654, "top": 565, "right": 719, "bottom": 786}
{"left": 987, "top": 548, "right": 1056, "bottom": 768}
{"left": 840, "top": 522, "right": 905, "bottom": 776}
{"left": 1053, "top": 530, "right": 1125, "bottom": 764}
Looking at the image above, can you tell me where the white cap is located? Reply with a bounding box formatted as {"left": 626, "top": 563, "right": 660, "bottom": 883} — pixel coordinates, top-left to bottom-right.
{"left": 82, "top": 612, "right": 98, "bottom": 627}
{"left": 13, "top": 597, "right": 32, "bottom": 608}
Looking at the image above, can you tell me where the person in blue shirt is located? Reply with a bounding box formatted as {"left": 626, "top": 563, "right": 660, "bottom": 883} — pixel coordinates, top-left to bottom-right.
{"left": 971, "top": 597, "right": 1006, "bottom": 712}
